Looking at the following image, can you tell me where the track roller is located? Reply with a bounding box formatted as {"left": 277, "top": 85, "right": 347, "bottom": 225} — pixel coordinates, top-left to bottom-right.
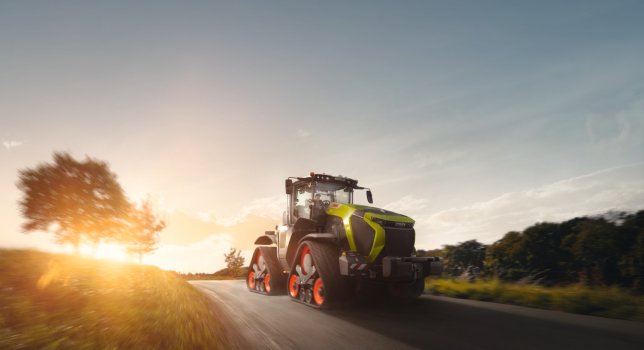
{"left": 246, "top": 246, "right": 286, "bottom": 295}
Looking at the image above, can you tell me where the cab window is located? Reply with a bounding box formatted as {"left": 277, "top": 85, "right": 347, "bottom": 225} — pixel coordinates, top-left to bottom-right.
{"left": 293, "top": 184, "right": 311, "bottom": 219}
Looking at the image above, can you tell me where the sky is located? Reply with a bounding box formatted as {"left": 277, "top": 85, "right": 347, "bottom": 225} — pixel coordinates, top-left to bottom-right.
{"left": 1, "top": 0, "right": 643, "bottom": 272}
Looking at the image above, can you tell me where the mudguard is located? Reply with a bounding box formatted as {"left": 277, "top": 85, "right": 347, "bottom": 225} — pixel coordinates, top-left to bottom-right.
{"left": 254, "top": 235, "right": 276, "bottom": 245}
{"left": 297, "top": 233, "right": 336, "bottom": 246}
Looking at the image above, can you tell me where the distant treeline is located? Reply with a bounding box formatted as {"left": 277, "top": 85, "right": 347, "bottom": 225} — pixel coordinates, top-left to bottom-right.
{"left": 418, "top": 210, "right": 644, "bottom": 291}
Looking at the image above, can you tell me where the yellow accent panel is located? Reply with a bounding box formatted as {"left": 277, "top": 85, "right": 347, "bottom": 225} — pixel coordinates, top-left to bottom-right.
{"left": 363, "top": 213, "right": 385, "bottom": 262}
{"left": 326, "top": 204, "right": 357, "bottom": 251}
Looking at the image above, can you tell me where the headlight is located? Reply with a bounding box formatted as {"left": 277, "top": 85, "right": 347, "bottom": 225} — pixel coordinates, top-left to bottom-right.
{"left": 370, "top": 217, "right": 414, "bottom": 229}
{"left": 371, "top": 217, "right": 385, "bottom": 226}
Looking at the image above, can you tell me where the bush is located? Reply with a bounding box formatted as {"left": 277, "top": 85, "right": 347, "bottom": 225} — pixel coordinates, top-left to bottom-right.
{"left": 425, "top": 278, "right": 644, "bottom": 321}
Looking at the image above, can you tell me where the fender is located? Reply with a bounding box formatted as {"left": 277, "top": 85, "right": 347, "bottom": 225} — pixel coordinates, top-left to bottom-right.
{"left": 286, "top": 218, "right": 318, "bottom": 264}
{"left": 254, "top": 235, "right": 276, "bottom": 245}
{"left": 297, "top": 233, "right": 336, "bottom": 246}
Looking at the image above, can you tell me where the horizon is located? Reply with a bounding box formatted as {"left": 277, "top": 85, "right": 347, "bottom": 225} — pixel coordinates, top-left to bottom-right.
{"left": 1, "top": 1, "right": 643, "bottom": 272}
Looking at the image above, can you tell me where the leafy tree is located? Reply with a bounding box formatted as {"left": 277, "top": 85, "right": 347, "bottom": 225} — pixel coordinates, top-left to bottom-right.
{"left": 519, "top": 222, "right": 572, "bottom": 283}
{"left": 444, "top": 240, "right": 486, "bottom": 276}
{"left": 125, "top": 199, "right": 166, "bottom": 263}
{"left": 223, "top": 248, "right": 245, "bottom": 277}
{"left": 17, "top": 152, "right": 129, "bottom": 252}
{"left": 572, "top": 218, "right": 622, "bottom": 286}
{"left": 484, "top": 211, "right": 644, "bottom": 288}
{"left": 486, "top": 231, "right": 527, "bottom": 280}
{"left": 617, "top": 211, "right": 644, "bottom": 291}
{"left": 416, "top": 248, "right": 445, "bottom": 258}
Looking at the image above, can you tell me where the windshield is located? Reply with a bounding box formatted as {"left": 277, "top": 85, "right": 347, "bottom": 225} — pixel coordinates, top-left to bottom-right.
{"left": 314, "top": 181, "right": 353, "bottom": 204}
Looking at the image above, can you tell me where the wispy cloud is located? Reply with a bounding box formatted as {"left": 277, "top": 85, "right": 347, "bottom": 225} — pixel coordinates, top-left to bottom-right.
{"left": 2, "top": 139, "right": 23, "bottom": 150}
{"left": 296, "top": 129, "right": 310, "bottom": 138}
{"left": 585, "top": 99, "right": 643, "bottom": 150}
{"left": 412, "top": 163, "right": 644, "bottom": 249}
{"left": 384, "top": 195, "right": 429, "bottom": 214}
{"left": 413, "top": 149, "right": 467, "bottom": 169}
{"left": 199, "top": 195, "right": 283, "bottom": 226}
{"left": 145, "top": 234, "right": 252, "bottom": 273}
{"left": 157, "top": 196, "right": 282, "bottom": 257}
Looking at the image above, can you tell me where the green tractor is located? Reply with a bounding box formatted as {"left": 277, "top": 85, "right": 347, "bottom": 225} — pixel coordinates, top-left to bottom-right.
{"left": 247, "top": 172, "right": 442, "bottom": 308}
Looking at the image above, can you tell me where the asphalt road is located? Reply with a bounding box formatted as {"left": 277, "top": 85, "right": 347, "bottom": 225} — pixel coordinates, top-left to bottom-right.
{"left": 191, "top": 280, "right": 644, "bottom": 350}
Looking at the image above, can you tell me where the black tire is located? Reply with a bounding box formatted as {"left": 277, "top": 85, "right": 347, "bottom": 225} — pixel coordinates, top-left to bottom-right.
{"left": 288, "top": 240, "right": 344, "bottom": 308}
{"left": 259, "top": 246, "right": 286, "bottom": 295}
{"left": 246, "top": 247, "right": 261, "bottom": 292}
{"left": 246, "top": 246, "right": 286, "bottom": 295}
{"left": 411, "top": 276, "right": 426, "bottom": 297}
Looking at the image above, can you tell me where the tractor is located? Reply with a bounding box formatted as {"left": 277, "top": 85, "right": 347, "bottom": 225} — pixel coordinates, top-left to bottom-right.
{"left": 247, "top": 172, "right": 442, "bottom": 308}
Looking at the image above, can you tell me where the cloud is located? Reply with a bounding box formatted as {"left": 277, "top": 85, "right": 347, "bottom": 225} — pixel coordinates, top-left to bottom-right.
{"left": 145, "top": 234, "right": 253, "bottom": 273}
{"left": 199, "top": 195, "right": 284, "bottom": 226}
{"left": 585, "top": 100, "right": 644, "bottom": 150}
{"left": 134, "top": 196, "right": 284, "bottom": 272}
{"left": 412, "top": 163, "right": 644, "bottom": 249}
{"left": 2, "top": 139, "right": 23, "bottom": 150}
{"left": 413, "top": 149, "right": 467, "bottom": 169}
{"left": 384, "top": 195, "right": 429, "bottom": 214}
{"left": 160, "top": 205, "right": 278, "bottom": 248}
{"left": 296, "top": 129, "right": 310, "bottom": 138}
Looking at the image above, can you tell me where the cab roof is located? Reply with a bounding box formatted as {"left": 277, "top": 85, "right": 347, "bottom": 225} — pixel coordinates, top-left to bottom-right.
{"left": 291, "top": 172, "right": 362, "bottom": 189}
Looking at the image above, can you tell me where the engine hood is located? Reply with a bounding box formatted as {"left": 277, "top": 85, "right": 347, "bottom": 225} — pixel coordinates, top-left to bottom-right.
{"left": 326, "top": 202, "right": 415, "bottom": 223}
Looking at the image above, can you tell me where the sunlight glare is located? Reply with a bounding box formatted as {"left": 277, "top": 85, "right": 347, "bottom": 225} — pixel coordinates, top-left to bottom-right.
{"left": 80, "top": 243, "right": 128, "bottom": 262}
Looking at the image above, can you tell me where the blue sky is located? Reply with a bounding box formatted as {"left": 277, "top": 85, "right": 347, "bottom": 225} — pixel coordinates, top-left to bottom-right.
{"left": 1, "top": 1, "right": 642, "bottom": 272}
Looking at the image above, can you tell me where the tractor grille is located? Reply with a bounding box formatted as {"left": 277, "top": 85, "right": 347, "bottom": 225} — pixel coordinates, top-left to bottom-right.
{"left": 350, "top": 214, "right": 375, "bottom": 257}
{"left": 377, "top": 227, "right": 415, "bottom": 262}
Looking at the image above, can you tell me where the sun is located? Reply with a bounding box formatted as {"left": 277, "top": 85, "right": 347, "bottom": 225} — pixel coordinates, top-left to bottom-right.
{"left": 79, "top": 242, "right": 128, "bottom": 262}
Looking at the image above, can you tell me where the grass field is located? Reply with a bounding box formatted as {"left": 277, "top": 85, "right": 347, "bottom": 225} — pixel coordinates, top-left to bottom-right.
{"left": 182, "top": 275, "right": 246, "bottom": 281}
{"left": 426, "top": 278, "right": 644, "bottom": 321}
{"left": 179, "top": 272, "right": 247, "bottom": 281}
{"left": 0, "top": 249, "right": 240, "bottom": 349}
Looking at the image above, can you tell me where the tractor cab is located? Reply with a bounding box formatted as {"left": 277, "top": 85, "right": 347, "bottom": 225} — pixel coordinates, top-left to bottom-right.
{"left": 285, "top": 172, "right": 371, "bottom": 226}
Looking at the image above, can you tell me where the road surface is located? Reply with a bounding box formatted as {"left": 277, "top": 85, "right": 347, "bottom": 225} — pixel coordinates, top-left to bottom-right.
{"left": 191, "top": 280, "right": 644, "bottom": 350}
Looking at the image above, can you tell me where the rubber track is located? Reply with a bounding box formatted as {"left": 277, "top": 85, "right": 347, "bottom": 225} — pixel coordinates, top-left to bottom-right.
{"left": 248, "top": 246, "right": 286, "bottom": 295}
{"left": 290, "top": 241, "right": 343, "bottom": 309}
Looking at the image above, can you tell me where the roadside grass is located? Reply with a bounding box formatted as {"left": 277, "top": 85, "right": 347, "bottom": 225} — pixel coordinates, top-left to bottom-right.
{"left": 0, "top": 249, "right": 238, "bottom": 349}
{"left": 425, "top": 278, "right": 644, "bottom": 321}
{"left": 179, "top": 274, "right": 246, "bottom": 281}
{"left": 185, "top": 276, "right": 246, "bottom": 281}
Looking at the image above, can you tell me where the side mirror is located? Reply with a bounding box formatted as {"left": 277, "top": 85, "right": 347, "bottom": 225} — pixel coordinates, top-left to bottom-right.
{"left": 285, "top": 179, "right": 293, "bottom": 195}
{"left": 366, "top": 190, "right": 373, "bottom": 204}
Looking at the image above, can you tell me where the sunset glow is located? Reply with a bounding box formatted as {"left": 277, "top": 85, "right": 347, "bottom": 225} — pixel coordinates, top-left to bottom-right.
{"left": 79, "top": 243, "right": 129, "bottom": 262}
{"left": 1, "top": 1, "right": 642, "bottom": 273}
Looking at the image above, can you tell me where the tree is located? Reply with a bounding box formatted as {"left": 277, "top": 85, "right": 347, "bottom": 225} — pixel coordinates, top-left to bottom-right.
{"left": 223, "top": 248, "right": 245, "bottom": 277}
{"left": 443, "top": 240, "right": 486, "bottom": 276}
{"left": 17, "top": 152, "right": 129, "bottom": 252}
{"left": 484, "top": 211, "right": 644, "bottom": 288}
{"left": 572, "top": 219, "right": 621, "bottom": 286}
{"left": 416, "top": 248, "right": 445, "bottom": 258}
{"left": 125, "top": 198, "right": 166, "bottom": 263}
{"left": 486, "top": 231, "right": 526, "bottom": 280}
{"left": 617, "top": 211, "right": 644, "bottom": 291}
